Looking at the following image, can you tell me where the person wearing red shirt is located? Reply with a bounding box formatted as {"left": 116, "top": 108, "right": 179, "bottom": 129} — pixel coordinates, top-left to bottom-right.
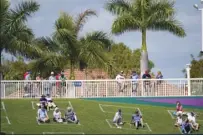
{"left": 24, "top": 71, "right": 28, "bottom": 80}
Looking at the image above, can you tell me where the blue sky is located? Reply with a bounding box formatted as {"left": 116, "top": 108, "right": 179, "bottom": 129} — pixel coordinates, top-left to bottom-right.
{"left": 7, "top": 0, "right": 202, "bottom": 78}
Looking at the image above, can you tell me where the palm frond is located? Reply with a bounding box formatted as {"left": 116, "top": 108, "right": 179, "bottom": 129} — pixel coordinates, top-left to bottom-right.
{"left": 147, "top": 17, "right": 186, "bottom": 37}
{"left": 112, "top": 14, "right": 141, "bottom": 35}
{"left": 5, "top": 39, "right": 42, "bottom": 59}
{"left": 81, "top": 31, "right": 112, "bottom": 51}
{"left": 0, "top": 0, "right": 10, "bottom": 28}
{"left": 147, "top": 0, "right": 175, "bottom": 25}
{"left": 75, "top": 9, "right": 97, "bottom": 34}
{"left": 55, "top": 12, "right": 75, "bottom": 33}
{"left": 9, "top": 0, "right": 39, "bottom": 26}
{"left": 35, "top": 37, "right": 60, "bottom": 52}
{"left": 105, "top": 0, "right": 133, "bottom": 15}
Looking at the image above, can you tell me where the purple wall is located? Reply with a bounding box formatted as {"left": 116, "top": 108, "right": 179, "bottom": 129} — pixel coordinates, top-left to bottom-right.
{"left": 137, "top": 97, "right": 203, "bottom": 107}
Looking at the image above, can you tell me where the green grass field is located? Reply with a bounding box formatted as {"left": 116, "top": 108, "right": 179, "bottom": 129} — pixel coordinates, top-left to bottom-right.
{"left": 1, "top": 99, "right": 203, "bottom": 134}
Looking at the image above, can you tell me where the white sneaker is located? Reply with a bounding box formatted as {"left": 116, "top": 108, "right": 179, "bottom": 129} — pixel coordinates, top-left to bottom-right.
{"left": 117, "top": 126, "right": 122, "bottom": 129}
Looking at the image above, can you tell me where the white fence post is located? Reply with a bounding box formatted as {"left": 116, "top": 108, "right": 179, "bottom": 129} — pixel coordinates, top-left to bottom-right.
{"left": 186, "top": 66, "right": 191, "bottom": 96}
{"left": 105, "top": 81, "right": 107, "bottom": 97}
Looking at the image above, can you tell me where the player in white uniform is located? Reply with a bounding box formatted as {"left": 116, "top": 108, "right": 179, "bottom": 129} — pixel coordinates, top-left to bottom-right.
{"left": 53, "top": 107, "right": 63, "bottom": 123}
{"left": 187, "top": 112, "right": 199, "bottom": 131}
{"left": 175, "top": 114, "right": 183, "bottom": 127}
{"left": 113, "top": 109, "right": 124, "bottom": 128}
{"left": 46, "top": 94, "right": 56, "bottom": 111}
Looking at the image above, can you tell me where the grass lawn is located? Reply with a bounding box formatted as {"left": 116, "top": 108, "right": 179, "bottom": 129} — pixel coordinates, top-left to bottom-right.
{"left": 1, "top": 99, "right": 203, "bottom": 134}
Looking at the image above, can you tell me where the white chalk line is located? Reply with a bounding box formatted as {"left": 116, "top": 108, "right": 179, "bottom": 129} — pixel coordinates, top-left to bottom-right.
{"left": 42, "top": 132, "right": 85, "bottom": 135}
{"left": 145, "top": 123, "right": 152, "bottom": 132}
{"left": 1, "top": 101, "right": 11, "bottom": 125}
{"left": 99, "top": 104, "right": 105, "bottom": 112}
{"left": 99, "top": 104, "right": 139, "bottom": 115}
{"left": 105, "top": 119, "right": 150, "bottom": 131}
{"left": 167, "top": 110, "right": 175, "bottom": 119}
{"left": 6, "top": 116, "right": 11, "bottom": 125}
{"left": 1, "top": 101, "right": 6, "bottom": 111}
{"left": 31, "top": 101, "right": 35, "bottom": 109}
{"left": 105, "top": 119, "right": 113, "bottom": 128}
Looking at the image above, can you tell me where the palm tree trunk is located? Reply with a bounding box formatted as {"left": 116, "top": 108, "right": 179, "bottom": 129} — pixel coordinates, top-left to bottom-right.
{"left": 140, "top": 29, "right": 149, "bottom": 77}
{"left": 70, "top": 60, "right": 75, "bottom": 80}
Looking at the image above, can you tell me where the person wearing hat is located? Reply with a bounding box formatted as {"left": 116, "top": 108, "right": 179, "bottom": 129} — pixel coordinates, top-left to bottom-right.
{"left": 36, "top": 95, "right": 48, "bottom": 110}
{"left": 187, "top": 112, "right": 199, "bottom": 131}
{"left": 131, "top": 109, "right": 144, "bottom": 129}
{"left": 47, "top": 72, "right": 56, "bottom": 96}
{"left": 64, "top": 107, "right": 79, "bottom": 124}
{"left": 59, "top": 71, "right": 67, "bottom": 96}
{"left": 53, "top": 107, "right": 63, "bottom": 123}
{"left": 112, "top": 109, "right": 124, "bottom": 128}
{"left": 115, "top": 71, "right": 125, "bottom": 92}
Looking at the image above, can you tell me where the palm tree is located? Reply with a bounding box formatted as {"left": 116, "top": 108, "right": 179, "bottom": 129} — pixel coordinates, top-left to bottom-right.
{"left": 0, "top": 0, "right": 40, "bottom": 79}
{"left": 34, "top": 10, "right": 111, "bottom": 79}
{"left": 105, "top": 0, "right": 186, "bottom": 75}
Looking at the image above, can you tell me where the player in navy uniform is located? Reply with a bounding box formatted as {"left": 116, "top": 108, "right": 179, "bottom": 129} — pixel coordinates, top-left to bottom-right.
{"left": 37, "top": 95, "right": 48, "bottom": 110}
{"left": 131, "top": 110, "right": 144, "bottom": 129}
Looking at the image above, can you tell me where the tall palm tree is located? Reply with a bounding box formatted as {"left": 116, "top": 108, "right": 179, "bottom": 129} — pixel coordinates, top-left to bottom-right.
{"left": 34, "top": 10, "right": 111, "bottom": 79}
{"left": 0, "top": 0, "right": 40, "bottom": 79}
{"left": 105, "top": 0, "right": 186, "bottom": 75}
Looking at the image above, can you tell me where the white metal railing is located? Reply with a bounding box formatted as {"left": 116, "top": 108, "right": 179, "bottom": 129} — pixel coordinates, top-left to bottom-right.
{"left": 0, "top": 78, "right": 203, "bottom": 99}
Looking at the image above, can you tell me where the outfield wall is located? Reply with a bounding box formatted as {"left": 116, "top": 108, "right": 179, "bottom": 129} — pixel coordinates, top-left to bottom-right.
{"left": 84, "top": 96, "right": 203, "bottom": 109}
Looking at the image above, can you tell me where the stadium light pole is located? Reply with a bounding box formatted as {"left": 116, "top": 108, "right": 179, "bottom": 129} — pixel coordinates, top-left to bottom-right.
{"left": 186, "top": 64, "right": 191, "bottom": 96}
{"left": 193, "top": 0, "right": 203, "bottom": 54}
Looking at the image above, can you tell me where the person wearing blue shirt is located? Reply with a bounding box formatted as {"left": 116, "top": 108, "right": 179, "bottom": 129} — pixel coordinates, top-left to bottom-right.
{"left": 37, "top": 105, "right": 50, "bottom": 123}
{"left": 180, "top": 119, "right": 191, "bottom": 134}
{"left": 131, "top": 110, "right": 144, "bottom": 129}
{"left": 131, "top": 71, "right": 139, "bottom": 92}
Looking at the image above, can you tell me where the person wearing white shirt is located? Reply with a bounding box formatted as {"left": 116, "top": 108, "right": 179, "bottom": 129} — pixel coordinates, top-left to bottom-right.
{"left": 53, "top": 107, "right": 63, "bottom": 123}
{"left": 187, "top": 112, "right": 199, "bottom": 131}
{"left": 46, "top": 94, "right": 56, "bottom": 111}
{"left": 113, "top": 109, "right": 124, "bottom": 128}
{"left": 45, "top": 72, "right": 56, "bottom": 96}
{"left": 115, "top": 71, "right": 125, "bottom": 92}
{"left": 175, "top": 114, "right": 183, "bottom": 127}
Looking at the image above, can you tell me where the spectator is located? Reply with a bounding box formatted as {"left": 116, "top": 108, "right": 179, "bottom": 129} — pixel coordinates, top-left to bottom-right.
{"left": 24, "top": 71, "right": 29, "bottom": 80}
{"left": 56, "top": 72, "right": 61, "bottom": 90}
{"left": 59, "top": 71, "right": 67, "bottom": 96}
{"left": 142, "top": 70, "right": 151, "bottom": 79}
{"left": 142, "top": 70, "right": 151, "bottom": 92}
{"left": 115, "top": 71, "right": 125, "bottom": 92}
{"left": 131, "top": 71, "right": 139, "bottom": 92}
{"left": 47, "top": 72, "right": 56, "bottom": 96}
{"left": 25, "top": 71, "right": 31, "bottom": 80}
{"left": 49, "top": 72, "right": 56, "bottom": 81}
{"left": 156, "top": 71, "right": 163, "bottom": 85}
{"left": 156, "top": 71, "right": 163, "bottom": 79}
{"left": 36, "top": 73, "right": 41, "bottom": 80}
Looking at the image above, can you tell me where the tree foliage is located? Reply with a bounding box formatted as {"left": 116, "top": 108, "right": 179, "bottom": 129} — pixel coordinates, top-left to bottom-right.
{"left": 108, "top": 42, "right": 155, "bottom": 77}
{"left": 183, "top": 55, "right": 203, "bottom": 78}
